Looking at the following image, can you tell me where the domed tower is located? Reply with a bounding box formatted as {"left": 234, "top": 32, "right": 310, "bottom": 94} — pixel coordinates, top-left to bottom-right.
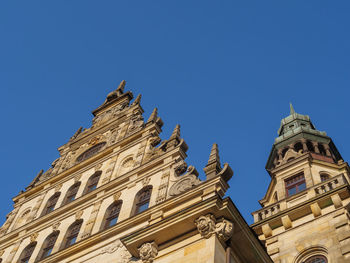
{"left": 252, "top": 105, "right": 350, "bottom": 263}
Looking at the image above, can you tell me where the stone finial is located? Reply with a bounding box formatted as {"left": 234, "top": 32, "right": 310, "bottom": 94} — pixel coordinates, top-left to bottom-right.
{"left": 147, "top": 108, "right": 158, "bottom": 123}
{"left": 116, "top": 80, "right": 126, "bottom": 95}
{"left": 203, "top": 143, "right": 222, "bottom": 180}
{"left": 290, "top": 102, "right": 295, "bottom": 115}
{"left": 138, "top": 242, "right": 158, "bottom": 263}
{"left": 170, "top": 124, "right": 180, "bottom": 140}
{"left": 195, "top": 214, "right": 234, "bottom": 243}
{"left": 70, "top": 126, "right": 83, "bottom": 140}
{"left": 132, "top": 94, "right": 142, "bottom": 105}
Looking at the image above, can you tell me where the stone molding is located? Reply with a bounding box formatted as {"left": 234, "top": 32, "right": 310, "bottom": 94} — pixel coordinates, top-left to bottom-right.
{"left": 195, "top": 214, "right": 234, "bottom": 242}
{"left": 138, "top": 242, "right": 158, "bottom": 263}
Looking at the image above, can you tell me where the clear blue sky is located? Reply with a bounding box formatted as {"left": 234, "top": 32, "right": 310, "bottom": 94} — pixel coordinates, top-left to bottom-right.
{"left": 1, "top": 1, "right": 349, "bottom": 225}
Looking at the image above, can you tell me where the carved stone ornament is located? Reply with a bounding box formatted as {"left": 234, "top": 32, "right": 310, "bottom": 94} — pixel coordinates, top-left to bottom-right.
{"left": 277, "top": 148, "right": 302, "bottom": 167}
{"left": 113, "top": 191, "right": 122, "bottom": 201}
{"left": 142, "top": 177, "right": 151, "bottom": 186}
{"left": 169, "top": 166, "right": 201, "bottom": 197}
{"left": 195, "top": 214, "right": 234, "bottom": 242}
{"left": 74, "top": 174, "right": 82, "bottom": 183}
{"left": 195, "top": 214, "right": 217, "bottom": 239}
{"left": 55, "top": 183, "right": 62, "bottom": 192}
{"left": 95, "top": 163, "right": 103, "bottom": 171}
{"left": 138, "top": 242, "right": 158, "bottom": 263}
{"left": 52, "top": 221, "right": 61, "bottom": 231}
{"left": 75, "top": 210, "right": 84, "bottom": 220}
{"left": 0, "top": 249, "right": 4, "bottom": 257}
{"left": 30, "top": 232, "right": 39, "bottom": 242}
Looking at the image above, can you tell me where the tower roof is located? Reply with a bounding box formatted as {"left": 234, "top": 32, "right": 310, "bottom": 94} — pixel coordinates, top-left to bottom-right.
{"left": 275, "top": 103, "right": 326, "bottom": 144}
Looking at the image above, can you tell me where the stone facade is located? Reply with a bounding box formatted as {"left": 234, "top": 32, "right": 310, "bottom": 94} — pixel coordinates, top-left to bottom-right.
{"left": 0, "top": 81, "right": 271, "bottom": 263}
{"left": 252, "top": 104, "right": 350, "bottom": 263}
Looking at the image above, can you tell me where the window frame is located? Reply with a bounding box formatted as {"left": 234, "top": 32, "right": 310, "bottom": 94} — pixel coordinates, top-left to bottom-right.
{"left": 84, "top": 172, "right": 102, "bottom": 194}
{"left": 18, "top": 242, "right": 36, "bottom": 263}
{"left": 63, "top": 220, "right": 83, "bottom": 249}
{"left": 285, "top": 173, "right": 306, "bottom": 197}
{"left": 64, "top": 182, "right": 81, "bottom": 205}
{"left": 42, "top": 192, "right": 61, "bottom": 216}
{"left": 134, "top": 186, "right": 152, "bottom": 215}
{"left": 103, "top": 201, "right": 123, "bottom": 229}
{"left": 37, "top": 231, "right": 59, "bottom": 260}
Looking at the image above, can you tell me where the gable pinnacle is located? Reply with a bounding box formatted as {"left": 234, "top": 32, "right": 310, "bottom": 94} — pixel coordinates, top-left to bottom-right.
{"left": 170, "top": 124, "right": 181, "bottom": 140}
{"left": 290, "top": 102, "right": 295, "bottom": 115}
{"left": 147, "top": 108, "right": 158, "bottom": 123}
{"left": 116, "top": 80, "right": 126, "bottom": 95}
{"left": 132, "top": 94, "right": 142, "bottom": 105}
{"left": 203, "top": 143, "right": 222, "bottom": 180}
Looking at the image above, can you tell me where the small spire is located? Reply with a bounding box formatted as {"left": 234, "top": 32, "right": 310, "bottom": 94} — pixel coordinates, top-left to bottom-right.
{"left": 170, "top": 124, "right": 181, "bottom": 140}
{"left": 203, "top": 143, "right": 222, "bottom": 180}
{"left": 147, "top": 108, "right": 158, "bottom": 123}
{"left": 116, "top": 80, "right": 126, "bottom": 95}
{"left": 132, "top": 94, "right": 141, "bottom": 105}
{"left": 207, "top": 143, "right": 221, "bottom": 166}
{"left": 290, "top": 103, "right": 295, "bottom": 115}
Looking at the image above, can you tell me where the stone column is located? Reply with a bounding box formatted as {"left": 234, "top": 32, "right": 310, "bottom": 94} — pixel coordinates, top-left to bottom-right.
{"left": 300, "top": 139, "right": 308, "bottom": 152}
{"left": 323, "top": 144, "right": 332, "bottom": 157}
{"left": 312, "top": 142, "right": 320, "bottom": 154}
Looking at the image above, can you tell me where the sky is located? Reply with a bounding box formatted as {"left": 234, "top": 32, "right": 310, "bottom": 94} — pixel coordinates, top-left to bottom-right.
{"left": 0, "top": 1, "right": 350, "bottom": 226}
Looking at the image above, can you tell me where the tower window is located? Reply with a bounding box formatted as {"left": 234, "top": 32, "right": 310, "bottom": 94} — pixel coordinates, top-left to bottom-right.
{"left": 63, "top": 220, "right": 83, "bottom": 249}
{"left": 285, "top": 173, "right": 306, "bottom": 197}
{"left": 18, "top": 242, "right": 36, "bottom": 263}
{"left": 104, "top": 201, "right": 122, "bottom": 229}
{"left": 306, "top": 141, "right": 314, "bottom": 152}
{"left": 304, "top": 255, "right": 327, "bottom": 263}
{"left": 76, "top": 142, "right": 106, "bottom": 163}
{"left": 318, "top": 144, "right": 326, "bottom": 155}
{"left": 84, "top": 171, "right": 101, "bottom": 194}
{"left": 38, "top": 231, "right": 59, "bottom": 260}
{"left": 320, "top": 173, "right": 330, "bottom": 182}
{"left": 64, "top": 182, "right": 81, "bottom": 204}
{"left": 42, "top": 192, "right": 61, "bottom": 216}
{"left": 134, "top": 186, "right": 152, "bottom": 215}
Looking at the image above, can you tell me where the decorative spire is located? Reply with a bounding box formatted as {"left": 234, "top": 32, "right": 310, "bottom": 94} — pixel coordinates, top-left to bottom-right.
{"left": 116, "top": 80, "right": 126, "bottom": 95}
{"left": 203, "top": 143, "right": 222, "bottom": 180}
{"left": 290, "top": 103, "right": 295, "bottom": 115}
{"left": 170, "top": 124, "right": 180, "bottom": 140}
{"left": 132, "top": 94, "right": 141, "bottom": 105}
{"left": 70, "top": 126, "right": 83, "bottom": 141}
{"left": 147, "top": 108, "right": 158, "bottom": 123}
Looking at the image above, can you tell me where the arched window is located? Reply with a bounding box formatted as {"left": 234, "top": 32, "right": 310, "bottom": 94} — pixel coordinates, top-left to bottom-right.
{"left": 14, "top": 208, "right": 31, "bottom": 229}
{"left": 294, "top": 142, "right": 303, "bottom": 153}
{"left": 63, "top": 220, "right": 83, "bottom": 249}
{"left": 306, "top": 141, "right": 315, "bottom": 152}
{"left": 318, "top": 144, "right": 326, "bottom": 156}
{"left": 76, "top": 142, "right": 106, "bottom": 163}
{"left": 84, "top": 172, "right": 101, "bottom": 194}
{"left": 37, "top": 231, "right": 59, "bottom": 260}
{"left": 282, "top": 148, "right": 289, "bottom": 158}
{"left": 42, "top": 192, "right": 61, "bottom": 216}
{"left": 320, "top": 173, "right": 330, "bottom": 182}
{"left": 18, "top": 242, "right": 36, "bottom": 263}
{"left": 134, "top": 186, "right": 152, "bottom": 215}
{"left": 63, "top": 182, "right": 81, "bottom": 205}
{"left": 305, "top": 255, "right": 327, "bottom": 263}
{"left": 103, "top": 201, "right": 122, "bottom": 229}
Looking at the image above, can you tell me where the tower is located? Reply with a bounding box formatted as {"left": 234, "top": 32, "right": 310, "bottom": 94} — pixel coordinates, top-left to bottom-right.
{"left": 252, "top": 105, "right": 350, "bottom": 262}
{"left": 0, "top": 82, "right": 271, "bottom": 263}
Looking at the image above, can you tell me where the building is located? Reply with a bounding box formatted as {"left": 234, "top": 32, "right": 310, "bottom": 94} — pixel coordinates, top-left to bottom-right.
{"left": 0, "top": 82, "right": 272, "bottom": 263}
{"left": 251, "top": 105, "right": 350, "bottom": 263}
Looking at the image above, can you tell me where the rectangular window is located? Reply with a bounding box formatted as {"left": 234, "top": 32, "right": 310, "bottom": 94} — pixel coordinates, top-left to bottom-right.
{"left": 285, "top": 173, "right": 306, "bottom": 197}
